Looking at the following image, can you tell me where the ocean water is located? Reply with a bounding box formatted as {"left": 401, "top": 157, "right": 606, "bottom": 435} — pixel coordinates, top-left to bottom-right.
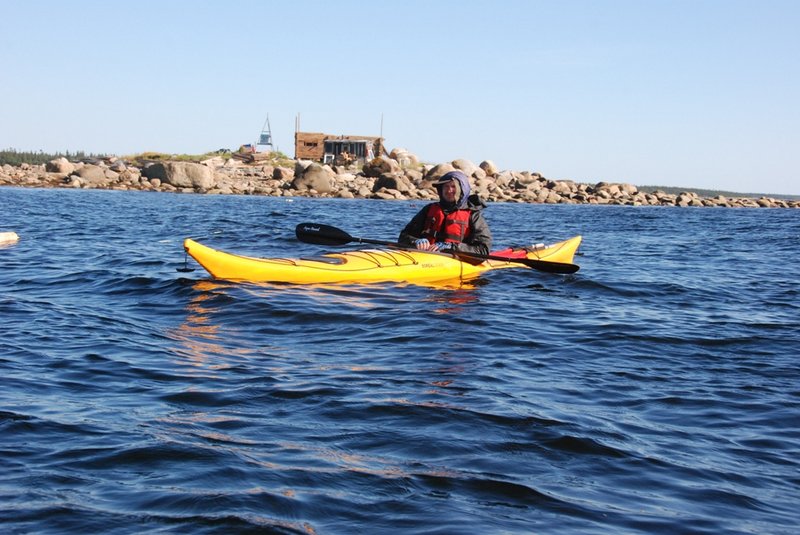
{"left": 1, "top": 187, "right": 798, "bottom": 534}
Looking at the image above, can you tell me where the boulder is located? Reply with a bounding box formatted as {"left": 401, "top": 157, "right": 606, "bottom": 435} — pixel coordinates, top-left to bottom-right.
{"left": 372, "top": 173, "right": 413, "bottom": 193}
{"left": 451, "top": 158, "right": 479, "bottom": 177}
{"left": 46, "top": 157, "right": 75, "bottom": 175}
{"left": 293, "top": 160, "right": 315, "bottom": 176}
{"left": 676, "top": 192, "right": 695, "bottom": 207}
{"left": 597, "top": 183, "right": 622, "bottom": 197}
{"left": 389, "top": 148, "right": 419, "bottom": 167}
{"left": 372, "top": 189, "right": 403, "bottom": 200}
{"left": 403, "top": 168, "right": 424, "bottom": 184}
{"left": 479, "top": 160, "right": 498, "bottom": 176}
{"left": 494, "top": 171, "right": 514, "bottom": 188}
{"left": 74, "top": 164, "right": 109, "bottom": 185}
{"left": 550, "top": 180, "right": 576, "bottom": 195}
{"left": 544, "top": 191, "right": 563, "bottom": 204}
{"left": 143, "top": 162, "right": 216, "bottom": 190}
{"left": 291, "top": 162, "right": 333, "bottom": 193}
{"left": 109, "top": 160, "right": 127, "bottom": 172}
{"left": 422, "top": 162, "right": 456, "bottom": 182}
{"left": 200, "top": 156, "right": 225, "bottom": 167}
{"left": 363, "top": 156, "right": 401, "bottom": 177}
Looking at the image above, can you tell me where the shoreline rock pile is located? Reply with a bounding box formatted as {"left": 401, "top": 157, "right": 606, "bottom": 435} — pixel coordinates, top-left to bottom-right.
{"left": 1, "top": 151, "right": 797, "bottom": 209}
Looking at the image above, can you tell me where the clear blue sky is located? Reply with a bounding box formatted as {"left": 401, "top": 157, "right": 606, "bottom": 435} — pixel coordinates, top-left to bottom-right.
{"left": 2, "top": 0, "right": 798, "bottom": 195}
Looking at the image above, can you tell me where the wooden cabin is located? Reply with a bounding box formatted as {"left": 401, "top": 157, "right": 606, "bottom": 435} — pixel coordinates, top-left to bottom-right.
{"left": 294, "top": 132, "right": 384, "bottom": 164}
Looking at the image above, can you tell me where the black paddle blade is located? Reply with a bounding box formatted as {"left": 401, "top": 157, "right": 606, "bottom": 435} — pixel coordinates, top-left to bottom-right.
{"left": 295, "top": 223, "right": 354, "bottom": 246}
{"left": 455, "top": 251, "right": 580, "bottom": 274}
{"left": 523, "top": 258, "right": 580, "bottom": 274}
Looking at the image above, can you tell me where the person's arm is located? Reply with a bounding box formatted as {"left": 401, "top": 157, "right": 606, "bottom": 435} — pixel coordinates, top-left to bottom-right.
{"left": 454, "top": 211, "right": 492, "bottom": 256}
{"left": 398, "top": 206, "right": 429, "bottom": 245}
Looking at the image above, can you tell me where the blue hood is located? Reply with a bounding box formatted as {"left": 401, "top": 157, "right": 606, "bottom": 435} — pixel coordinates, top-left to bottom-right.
{"left": 436, "top": 170, "right": 471, "bottom": 210}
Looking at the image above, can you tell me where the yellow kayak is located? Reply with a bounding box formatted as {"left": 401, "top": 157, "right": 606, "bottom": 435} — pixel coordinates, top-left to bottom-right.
{"left": 183, "top": 235, "right": 581, "bottom": 285}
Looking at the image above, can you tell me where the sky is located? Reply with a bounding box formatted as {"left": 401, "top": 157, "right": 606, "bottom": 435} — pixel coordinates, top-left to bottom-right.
{"left": 1, "top": 0, "right": 798, "bottom": 195}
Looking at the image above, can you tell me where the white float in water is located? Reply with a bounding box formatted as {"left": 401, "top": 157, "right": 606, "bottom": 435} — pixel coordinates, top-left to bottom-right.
{"left": 0, "top": 231, "right": 19, "bottom": 245}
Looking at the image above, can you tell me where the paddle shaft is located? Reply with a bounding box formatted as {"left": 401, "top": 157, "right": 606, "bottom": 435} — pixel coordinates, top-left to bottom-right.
{"left": 295, "top": 223, "right": 579, "bottom": 274}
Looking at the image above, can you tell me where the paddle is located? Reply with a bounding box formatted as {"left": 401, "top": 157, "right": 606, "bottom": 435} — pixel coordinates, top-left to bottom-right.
{"left": 176, "top": 251, "right": 195, "bottom": 273}
{"left": 295, "top": 223, "right": 580, "bottom": 274}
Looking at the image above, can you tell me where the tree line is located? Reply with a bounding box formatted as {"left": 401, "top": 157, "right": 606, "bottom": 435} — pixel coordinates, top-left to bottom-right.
{"left": 0, "top": 148, "right": 107, "bottom": 166}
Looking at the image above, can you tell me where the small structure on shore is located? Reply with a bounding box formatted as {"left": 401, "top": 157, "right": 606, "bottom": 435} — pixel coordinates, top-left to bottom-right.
{"left": 255, "top": 115, "right": 274, "bottom": 153}
{"left": 294, "top": 131, "right": 384, "bottom": 165}
{"left": 233, "top": 115, "right": 275, "bottom": 161}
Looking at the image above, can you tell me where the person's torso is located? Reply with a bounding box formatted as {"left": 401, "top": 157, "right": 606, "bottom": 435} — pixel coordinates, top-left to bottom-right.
{"left": 421, "top": 204, "right": 471, "bottom": 243}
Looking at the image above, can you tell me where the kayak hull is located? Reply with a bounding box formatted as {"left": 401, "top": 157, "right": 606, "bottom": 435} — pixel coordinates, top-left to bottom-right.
{"left": 183, "top": 236, "right": 581, "bottom": 285}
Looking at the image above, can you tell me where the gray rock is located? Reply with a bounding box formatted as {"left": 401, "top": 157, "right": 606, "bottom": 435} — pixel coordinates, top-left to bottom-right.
{"left": 109, "top": 161, "right": 127, "bottom": 172}
{"left": 422, "top": 162, "right": 456, "bottom": 183}
{"left": 389, "top": 147, "right": 419, "bottom": 167}
{"left": 291, "top": 163, "right": 333, "bottom": 193}
{"left": 479, "top": 160, "right": 498, "bottom": 176}
{"left": 144, "top": 162, "right": 216, "bottom": 190}
{"left": 293, "top": 160, "right": 314, "bottom": 176}
{"left": 451, "top": 158, "right": 479, "bottom": 177}
{"left": 74, "top": 164, "right": 109, "bottom": 185}
{"left": 46, "top": 157, "right": 75, "bottom": 175}
{"left": 372, "top": 173, "right": 413, "bottom": 193}
{"left": 363, "top": 156, "right": 401, "bottom": 178}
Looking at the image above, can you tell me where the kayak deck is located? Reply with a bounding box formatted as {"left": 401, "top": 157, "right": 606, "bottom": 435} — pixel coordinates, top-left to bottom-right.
{"left": 183, "top": 236, "right": 581, "bottom": 285}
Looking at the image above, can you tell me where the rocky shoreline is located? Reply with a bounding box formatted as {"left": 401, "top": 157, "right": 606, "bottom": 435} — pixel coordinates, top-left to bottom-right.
{"left": 1, "top": 150, "right": 797, "bottom": 209}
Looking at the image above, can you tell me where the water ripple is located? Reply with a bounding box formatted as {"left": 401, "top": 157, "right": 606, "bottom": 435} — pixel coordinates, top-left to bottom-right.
{"left": 1, "top": 190, "right": 798, "bottom": 534}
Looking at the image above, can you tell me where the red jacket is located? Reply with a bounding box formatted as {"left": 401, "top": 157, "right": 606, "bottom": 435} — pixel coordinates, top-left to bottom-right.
{"left": 420, "top": 204, "right": 471, "bottom": 243}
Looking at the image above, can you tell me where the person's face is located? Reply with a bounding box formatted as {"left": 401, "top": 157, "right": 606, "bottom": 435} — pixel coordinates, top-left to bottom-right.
{"left": 441, "top": 180, "right": 458, "bottom": 202}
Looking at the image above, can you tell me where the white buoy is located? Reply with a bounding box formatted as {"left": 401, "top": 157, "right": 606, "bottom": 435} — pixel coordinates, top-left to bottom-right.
{"left": 0, "top": 231, "right": 19, "bottom": 245}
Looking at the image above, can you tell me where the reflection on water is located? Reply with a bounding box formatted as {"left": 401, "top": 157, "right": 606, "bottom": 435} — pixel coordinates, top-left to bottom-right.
{"left": 168, "top": 280, "right": 262, "bottom": 371}
{"left": 424, "top": 287, "right": 481, "bottom": 315}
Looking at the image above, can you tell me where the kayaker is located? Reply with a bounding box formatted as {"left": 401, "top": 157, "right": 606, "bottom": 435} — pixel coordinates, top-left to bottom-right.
{"left": 398, "top": 170, "right": 492, "bottom": 255}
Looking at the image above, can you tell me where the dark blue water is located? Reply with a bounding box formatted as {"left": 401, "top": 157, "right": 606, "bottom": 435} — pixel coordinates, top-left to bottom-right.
{"left": 1, "top": 187, "right": 798, "bottom": 534}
